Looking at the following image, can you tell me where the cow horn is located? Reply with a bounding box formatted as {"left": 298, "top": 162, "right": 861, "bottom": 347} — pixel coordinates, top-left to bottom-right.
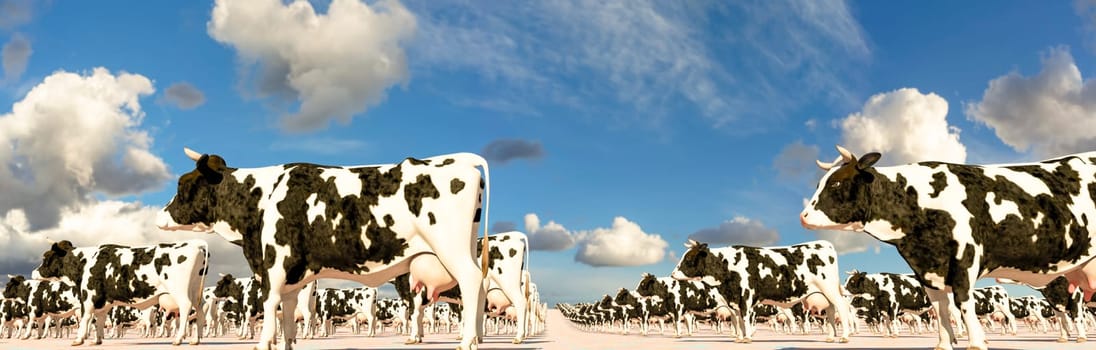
{"left": 836, "top": 145, "right": 854, "bottom": 162}
{"left": 184, "top": 147, "right": 203, "bottom": 161}
{"left": 685, "top": 239, "right": 698, "bottom": 249}
{"left": 816, "top": 159, "right": 834, "bottom": 170}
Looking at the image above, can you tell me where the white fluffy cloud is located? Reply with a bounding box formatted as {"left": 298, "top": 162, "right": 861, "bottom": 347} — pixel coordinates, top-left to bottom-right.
{"left": 0, "top": 68, "right": 170, "bottom": 230}
{"left": 208, "top": 0, "right": 415, "bottom": 132}
{"left": 687, "top": 216, "right": 780, "bottom": 247}
{"left": 839, "top": 88, "right": 967, "bottom": 165}
{"left": 0, "top": 201, "right": 250, "bottom": 279}
{"left": 965, "top": 47, "right": 1096, "bottom": 157}
{"left": 574, "top": 217, "right": 669, "bottom": 267}
{"left": 523, "top": 213, "right": 576, "bottom": 251}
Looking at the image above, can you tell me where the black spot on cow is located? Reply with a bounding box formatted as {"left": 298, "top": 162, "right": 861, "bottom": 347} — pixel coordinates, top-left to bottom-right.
{"left": 508, "top": 248, "right": 517, "bottom": 258}
{"left": 929, "top": 172, "right": 947, "bottom": 198}
{"left": 177, "top": 255, "right": 187, "bottom": 264}
{"left": 428, "top": 212, "right": 436, "bottom": 225}
{"left": 436, "top": 158, "right": 455, "bottom": 167}
{"left": 154, "top": 253, "right": 172, "bottom": 275}
{"left": 828, "top": 256, "right": 835, "bottom": 264}
{"left": 406, "top": 157, "right": 431, "bottom": 166}
{"left": 384, "top": 214, "right": 395, "bottom": 227}
{"left": 451, "top": 178, "right": 465, "bottom": 195}
{"left": 2, "top": 275, "right": 28, "bottom": 300}
{"left": 499, "top": 235, "right": 510, "bottom": 242}
{"left": 405, "top": 174, "right": 440, "bottom": 216}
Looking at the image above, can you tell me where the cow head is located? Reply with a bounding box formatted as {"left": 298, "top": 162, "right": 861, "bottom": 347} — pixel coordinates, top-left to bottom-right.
{"left": 670, "top": 239, "right": 727, "bottom": 286}
{"left": 799, "top": 145, "right": 881, "bottom": 232}
{"left": 614, "top": 288, "right": 638, "bottom": 307}
{"left": 842, "top": 270, "right": 875, "bottom": 295}
{"left": 32, "top": 240, "right": 81, "bottom": 284}
{"left": 212, "top": 274, "right": 243, "bottom": 301}
{"left": 2, "top": 275, "right": 27, "bottom": 299}
{"left": 634, "top": 273, "right": 663, "bottom": 298}
{"left": 157, "top": 148, "right": 252, "bottom": 245}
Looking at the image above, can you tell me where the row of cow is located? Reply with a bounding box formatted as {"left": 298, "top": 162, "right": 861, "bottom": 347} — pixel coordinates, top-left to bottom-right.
{"left": 559, "top": 238, "right": 1096, "bottom": 345}
{"left": 0, "top": 230, "right": 545, "bottom": 348}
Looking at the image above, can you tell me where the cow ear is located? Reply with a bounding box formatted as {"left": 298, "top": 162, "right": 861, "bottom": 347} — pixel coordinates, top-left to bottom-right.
{"left": 858, "top": 152, "right": 881, "bottom": 169}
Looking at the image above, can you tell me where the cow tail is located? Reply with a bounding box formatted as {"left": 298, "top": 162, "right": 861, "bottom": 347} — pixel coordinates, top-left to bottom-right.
{"left": 478, "top": 154, "right": 491, "bottom": 279}
{"left": 523, "top": 236, "right": 531, "bottom": 299}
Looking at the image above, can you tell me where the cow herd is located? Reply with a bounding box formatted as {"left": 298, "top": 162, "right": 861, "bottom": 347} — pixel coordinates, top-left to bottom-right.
{"left": 0, "top": 148, "right": 546, "bottom": 350}
{"left": 560, "top": 145, "right": 1096, "bottom": 350}
{"left": 6, "top": 145, "right": 1096, "bottom": 350}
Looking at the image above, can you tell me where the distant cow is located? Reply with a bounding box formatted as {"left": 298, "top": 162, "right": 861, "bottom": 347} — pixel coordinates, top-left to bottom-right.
{"left": 1, "top": 298, "right": 27, "bottom": 338}
{"left": 31, "top": 240, "right": 209, "bottom": 346}
{"left": 843, "top": 270, "right": 932, "bottom": 337}
{"left": 972, "top": 286, "right": 1016, "bottom": 335}
{"left": 801, "top": 146, "right": 1096, "bottom": 350}
{"left": 3, "top": 275, "right": 79, "bottom": 339}
{"left": 156, "top": 148, "right": 491, "bottom": 350}
{"left": 315, "top": 287, "right": 378, "bottom": 337}
{"left": 670, "top": 240, "right": 852, "bottom": 343}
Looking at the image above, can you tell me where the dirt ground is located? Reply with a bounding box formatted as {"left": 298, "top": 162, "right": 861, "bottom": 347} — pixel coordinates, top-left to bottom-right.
{"left": 1, "top": 310, "right": 1092, "bottom": 349}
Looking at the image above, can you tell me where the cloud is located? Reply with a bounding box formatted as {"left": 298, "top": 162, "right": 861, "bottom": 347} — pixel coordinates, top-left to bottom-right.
{"left": 491, "top": 221, "right": 517, "bottom": 233}
{"left": 269, "top": 137, "right": 368, "bottom": 155}
{"left": 0, "top": 0, "right": 33, "bottom": 29}
{"left": 687, "top": 216, "right": 780, "bottom": 247}
{"left": 813, "top": 229, "right": 881, "bottom": 255}
{"left": 162, "top": 82, "right": 206, "bottom": 110}
{"left": 839, "top": 88, "right": 966, "bottom": 165}
{"left": 1076, "top": 0, "right": 1096, "bottom": 55}
{"left": 523, "top": 213, "right": 576, "bottom": 251}
{"left": 482, "top": 138, "right": 544, "bottom": 165}
{"left": 774, "top": 141, "right": 821, "bottom": 185}
{"left": 0, "top": 200, "right": 250, "bottom": 280}
{"left": 0, "top": 68, "right": 170, "bottom": 230}
{"left": 574, "top": 216, "right": 668, "bottom": 267}
{"left": 2, "top": 33, "right": 30, "bottom": 82}
{"left": 407, "top": 0, "right": 870, "bottom": 129}
{"left": 208, "top": 0, "right": 416, "bottom": 132}
{"left": 965, "top": 47, "right": 1096, "bottom": 158}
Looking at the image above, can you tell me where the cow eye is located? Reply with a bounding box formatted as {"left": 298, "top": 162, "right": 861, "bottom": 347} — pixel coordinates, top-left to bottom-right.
{"left": 832, "top": 181, "right": 841, "bottom": 188}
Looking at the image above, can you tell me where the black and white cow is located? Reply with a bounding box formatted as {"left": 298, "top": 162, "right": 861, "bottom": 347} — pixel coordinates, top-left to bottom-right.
{"left": 31, "top": 240, "right": 209, "bottom": 346}
{"left": 0, "top": 298, "right": 27, "bottom": 338}
{"left": 212, "top": 274, "right": 263, "bottom": 339}
{"left": 3, "top": 275, "right": 79, "bottom": 339}
{"left": 156, "top": 148, "right": 492, "bottom": 350}
{"left": 1009, "top": 276, "right": 1090, "bottom": 342}
{"left": 972, "top": 285, "right": 1017, "bottom": 335}
{"left": 670, "top": 239, "right": 852, "bottom": 343}
{"left": 315, "top": 287, "right": 378, "bottom": 337}
{"left": 634, "top": 274, "right": 732, "bottom": 338}
{"left": 375, "top": 298, "right": 409, "bottom": 334}
{"left": 1010, "top": 296, "right": 1048, "bottom": 333}
{"left": 801, "top": 146, "right": 1096, "bottom": 350}
{"left": 843, "top": 270, "right": 933, "bottom": 337}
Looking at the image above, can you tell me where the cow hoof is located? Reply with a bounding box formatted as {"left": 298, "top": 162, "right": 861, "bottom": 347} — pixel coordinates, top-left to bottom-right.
{"left": 70, "top": 340, "right": 83, "bottom": 346}
{"left": 405, "top": 338, "right": 421, "bottom": 345}
{"left": 839, "top": 337, "right": 849, "bottom": 343}
{"left": 189, "top": 340, "right": 200, "bottom": 346}
{"left": 673, "top": 335, "right": 682, "bottom": 339}
{"left": 1057, "top": 338, "right": 1068, "bottom": 343}
{"left": 824, "top": 337, "right": 835, "bottom": 343}
{"left": 1078, "top": 338, "right": 1087, "bottom": 343}
{"left": 512, "top": 339, "right": 522, "bottom": 344}
{"left": 172, "top": 340, "right": 182, "bottom": 346}
{"left": 94, "top": 340, "right": 102, "bottom": 345}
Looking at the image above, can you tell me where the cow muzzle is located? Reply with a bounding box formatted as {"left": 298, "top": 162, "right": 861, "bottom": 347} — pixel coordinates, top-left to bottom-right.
{"left": 155, "top": 209, "right": 211, "bottom": 232}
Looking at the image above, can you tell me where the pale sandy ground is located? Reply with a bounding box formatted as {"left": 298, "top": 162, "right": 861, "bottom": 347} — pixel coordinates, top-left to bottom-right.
{"left": 1, "top": 310, "right": 1093, "bottom": 350}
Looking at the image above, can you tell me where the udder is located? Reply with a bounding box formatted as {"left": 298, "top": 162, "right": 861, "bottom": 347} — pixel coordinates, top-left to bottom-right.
{"left": 409, "top": 253, "right": 458, "bottom": 303}
{"left": 486, "top": 288, "right": 511, "bottom": 313}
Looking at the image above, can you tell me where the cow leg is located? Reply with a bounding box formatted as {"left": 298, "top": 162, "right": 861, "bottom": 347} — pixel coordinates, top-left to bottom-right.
{"left": 1055, "top": 311, "right": 1071, "bottom": 342}
{"left": 406, "top": 298, "right": 425, "bottom": 344}
{"left": 953, "top": 286, "right": 988, "bottom": 350}
{"left": 71, "top": 302, "right": 95, "bottom": 346}
{"left": 926, "top": 288, "right": 957, "bottom": 350}
{"left": 254, "top": 272, "right": 285, "bottom": 350}
{"left": 280, "top": 289, "right": 300, "bottom": 348}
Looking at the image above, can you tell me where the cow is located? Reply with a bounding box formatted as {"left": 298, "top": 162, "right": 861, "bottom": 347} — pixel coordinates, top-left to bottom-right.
{"left": 1010, "top": 296, "right": 1047, "bottom": 333}
{"left": 1002, "top": 276, "right": 1090, "bottom": 341}
{"left": 315, "top": 287, "right": 378, "bottom": 337}
{"left": 375, "top": 298, "right": 410, "bottom": 334}
{"left": 670, "top": 239, "right": 852, "bottom": 343}
{"left": 843, "top": 270, "right": 933, "bottom": 337}
{"left": 971, "top": 285, "right": 1017, "bottom": 335}
{"left": 3, "top": 275, "right": 79, "bottom": 339}
{"left": 155, "top": 147, "right": 492, "bottom": 350}
{"left": 0, "top": 298, "right": 27, "bottom": 338}
{"left": 107, "top": 305, "right": 144, "bottom": 338}
{"left": 212, "top": 274, "right": 264, "bottom": 339}
{"left": 31, "top": 240, "right": 209, "bottom": 346}
{"left": 800, "top": 145, "right": 1096, "bottom": 349}
{"left": 634, "top": 274, "right": 731, "bottom": 337}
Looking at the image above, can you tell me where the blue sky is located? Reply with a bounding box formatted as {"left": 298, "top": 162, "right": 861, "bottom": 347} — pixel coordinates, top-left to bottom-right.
{"left": 3, "top": 0, "right": 1096, "bottom": 305}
